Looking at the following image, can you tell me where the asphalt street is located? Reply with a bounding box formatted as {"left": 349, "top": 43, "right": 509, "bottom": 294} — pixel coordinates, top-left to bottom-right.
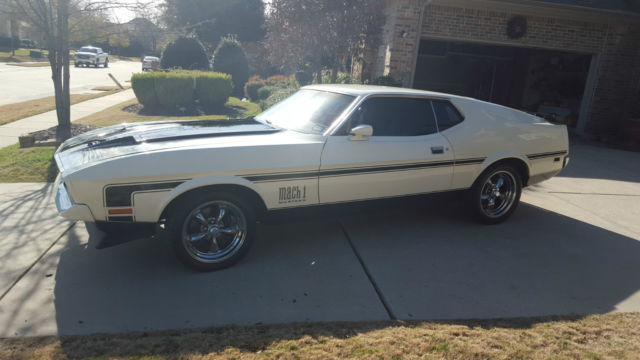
{"left": 0, "top": 60, "right": 141, "bottom": 106}
{"left": 0, "top": 139, "right": 639, "bottom": 337}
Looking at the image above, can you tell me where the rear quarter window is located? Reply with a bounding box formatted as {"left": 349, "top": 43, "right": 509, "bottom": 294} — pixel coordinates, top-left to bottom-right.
{"left": 432, "top": 100, "right": 464, "bottom": 131}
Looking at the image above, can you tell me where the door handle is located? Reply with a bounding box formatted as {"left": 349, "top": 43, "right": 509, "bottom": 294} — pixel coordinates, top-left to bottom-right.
{"left": 431, "top": 146, "right": 444, "bottom": 154}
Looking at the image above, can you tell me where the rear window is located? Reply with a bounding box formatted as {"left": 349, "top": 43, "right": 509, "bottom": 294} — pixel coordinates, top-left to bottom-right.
{"left": 432, "top": 100, "right": 464, "bottom": 131}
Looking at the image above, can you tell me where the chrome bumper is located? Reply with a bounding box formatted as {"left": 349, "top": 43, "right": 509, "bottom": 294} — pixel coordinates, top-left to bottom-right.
{"left": 54, "top": 175, "right": 95, "bottom": 221}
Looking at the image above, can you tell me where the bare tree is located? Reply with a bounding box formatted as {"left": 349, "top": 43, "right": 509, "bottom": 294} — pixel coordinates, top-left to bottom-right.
{"left": 266, "top": 0, "right": 384, "bottom": 83}
{"left": 4, "top": 0, "right": 151, "bottom": 141}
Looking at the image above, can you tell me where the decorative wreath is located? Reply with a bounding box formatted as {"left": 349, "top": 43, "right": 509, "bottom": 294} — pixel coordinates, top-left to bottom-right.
{"left": 507, "top": 16, "right": 528, "bottom": 39}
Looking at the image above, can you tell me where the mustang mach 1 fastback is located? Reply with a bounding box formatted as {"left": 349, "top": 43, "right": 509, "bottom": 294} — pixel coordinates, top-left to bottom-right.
{"left": 54, "top": 85, "right": 569, "bottom": 270}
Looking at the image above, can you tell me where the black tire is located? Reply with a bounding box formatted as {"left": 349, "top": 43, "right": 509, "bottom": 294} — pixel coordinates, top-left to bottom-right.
{"left": 470, "top": 164, "right": 522, "bottom": 225}
{"left": 166, "top": 191, "right": 256, "bottom": 271}
{"left": 74, "top": 62, "right": 79, "bottom": 67}
{"left": 104, "top": 58, "right": 108, "bottom": 68}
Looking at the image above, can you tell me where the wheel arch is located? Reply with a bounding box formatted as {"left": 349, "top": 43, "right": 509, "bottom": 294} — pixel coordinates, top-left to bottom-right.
{"left": 156, "top": 178, "right": 268, "bottom": 223}
{"left": 475, "top": 156, "right": 530, "bottom": 187}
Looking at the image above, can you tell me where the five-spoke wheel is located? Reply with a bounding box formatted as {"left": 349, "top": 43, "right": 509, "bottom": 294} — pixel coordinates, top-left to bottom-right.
{"left": 168, "top": 192, "right": 255, "bottom": 271}
{"left": 471, "top": 165, "right": 522, "bottom": 224}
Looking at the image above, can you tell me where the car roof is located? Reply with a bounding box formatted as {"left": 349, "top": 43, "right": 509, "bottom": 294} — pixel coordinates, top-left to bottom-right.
{"left": 302, "top": 84, "right": 463, "bottom": 99}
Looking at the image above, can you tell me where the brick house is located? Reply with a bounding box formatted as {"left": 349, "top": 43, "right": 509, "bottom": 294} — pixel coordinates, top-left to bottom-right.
{"left": 357, "top": 0, "right": 640, "bottom": 140}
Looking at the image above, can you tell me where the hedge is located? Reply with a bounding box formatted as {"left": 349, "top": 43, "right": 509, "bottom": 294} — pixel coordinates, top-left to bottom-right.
{"left": 131, "top": 71, "right": 233, "bottom": 110}
{"left": 155, "top": 72, "right": 195, "bottom": 109}
{"left": 195, "top": 72, "right": 234, "bottom": 109}
{"left": 131, "top": 72, "right": 159, "bottom": 108}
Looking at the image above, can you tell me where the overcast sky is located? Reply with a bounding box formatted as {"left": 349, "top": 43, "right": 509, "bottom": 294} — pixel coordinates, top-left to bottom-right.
{"left": 109, "top": 0, "right": 161, "bottom": 23}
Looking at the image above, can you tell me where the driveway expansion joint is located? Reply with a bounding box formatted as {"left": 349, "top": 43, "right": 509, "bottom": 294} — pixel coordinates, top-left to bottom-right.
{"left": 339, "top": 221, "right": 396, "bottom": 321}
{"left": 0, "top": 221, "right": 76, "bottom": 303}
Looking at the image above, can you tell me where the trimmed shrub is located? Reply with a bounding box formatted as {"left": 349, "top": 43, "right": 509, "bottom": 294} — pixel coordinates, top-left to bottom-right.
{"left": 257, "top": 86, "right": 273, "bottom": 100}
{"left": 295, "top": 70, "right": 313, "bottom": 86}
{"left": 195, "top": 72, "right": 234, "bottom": 109}
{"left": 259, "top": 86, "right": 299, "bottom": 111}
{"left": 154, "top": 72, "right": 196, "bottom": 109}
{"left": 244, "top": 80, "right": 265, "bottom": 101}
{"left": 212, "top": 35, "right": 249, "bottom": 97}
{"left": 161, "top": 37, "right": 209, "bottom": 70}
{"left": 131, "top": 72, "right": 159, "bottom": 108}
{"left": 265, "top": 75, "right": 289, "bottom": 86}
{"left": 372, "top": 75, "right": 403, "bottom": 87}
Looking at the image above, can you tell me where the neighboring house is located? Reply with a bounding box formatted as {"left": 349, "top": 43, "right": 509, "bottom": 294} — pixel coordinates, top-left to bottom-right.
{"left": 124, "top": 17, "right": 162, "bottom": 54}
{"left": 356, "top": 0, "right": 640, "bottom": 139}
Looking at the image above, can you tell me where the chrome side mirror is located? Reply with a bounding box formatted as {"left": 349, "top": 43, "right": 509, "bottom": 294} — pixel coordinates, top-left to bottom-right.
{"left": 349, "top": 124, "right": 373, "bottom": 141}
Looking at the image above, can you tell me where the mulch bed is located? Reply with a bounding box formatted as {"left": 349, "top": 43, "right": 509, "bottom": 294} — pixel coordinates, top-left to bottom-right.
{"left": 19, "top": 124, "right": 98, "bottom": 148}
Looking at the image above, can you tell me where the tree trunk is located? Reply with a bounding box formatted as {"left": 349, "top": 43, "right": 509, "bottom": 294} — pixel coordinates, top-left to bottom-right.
{"left": 54, "top": 0, "right": 71, "bottom": 141}
{"left": 316, "top": 70, "right": 322, "bottom": 84}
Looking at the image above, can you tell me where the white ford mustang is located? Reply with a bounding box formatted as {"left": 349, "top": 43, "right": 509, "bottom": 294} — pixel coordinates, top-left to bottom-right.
{"left": 54, "top": 85, "right": 569, "bottom": 270}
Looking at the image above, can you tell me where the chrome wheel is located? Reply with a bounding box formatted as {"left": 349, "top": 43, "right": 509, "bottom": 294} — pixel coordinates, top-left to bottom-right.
{"left": 181, "top": 200, "right": 247, "bottom": 263}
{"left": 479, "top": 170, "right": 517, "bottom": 218}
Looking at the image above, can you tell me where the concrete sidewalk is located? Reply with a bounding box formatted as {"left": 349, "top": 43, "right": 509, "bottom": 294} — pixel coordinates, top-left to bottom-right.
{"left": 0, "top": 89, "right": 135, "bottom": 148}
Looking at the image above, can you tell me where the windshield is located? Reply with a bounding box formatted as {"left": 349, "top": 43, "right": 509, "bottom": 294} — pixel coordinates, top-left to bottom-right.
{"left": 256, "top": 89, "right": 355, "bottom": 134}
{"left": 79, "top": 47, "right": 98, "bottom": 53}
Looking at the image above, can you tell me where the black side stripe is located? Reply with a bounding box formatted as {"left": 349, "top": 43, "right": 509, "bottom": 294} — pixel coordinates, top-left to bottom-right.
{"left": 527, "top": 151, "right": 568, "bottom": 160}
{"left": 243, "top": 157, "right": 486, "bottom": 183}
{"left": 105, "top": 181, "right": 185, "bottom": 207}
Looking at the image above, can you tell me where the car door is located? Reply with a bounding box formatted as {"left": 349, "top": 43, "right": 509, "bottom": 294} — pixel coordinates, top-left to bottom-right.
{"left": 319, "top": 96, "right": 454, "bottom": 204}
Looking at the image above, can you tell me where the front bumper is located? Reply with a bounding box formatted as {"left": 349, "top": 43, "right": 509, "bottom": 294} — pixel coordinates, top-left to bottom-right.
{"left": 54, "top": 176, "right": 95, "bottom": 221}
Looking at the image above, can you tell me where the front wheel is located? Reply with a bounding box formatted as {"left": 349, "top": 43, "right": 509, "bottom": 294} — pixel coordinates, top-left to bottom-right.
{"left": 167, "top": 192, "right": 256, "bottom": 271}
{"left": 470, "top": 165, "right": 522, "bottom": 224}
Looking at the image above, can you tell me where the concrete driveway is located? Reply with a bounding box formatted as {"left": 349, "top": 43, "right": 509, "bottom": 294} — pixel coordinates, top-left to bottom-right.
{"left": 0, "top": 139, "right": 639, "bottom": 337}
{"left": 0, "top": 60, "right": 140, "bottom": 106}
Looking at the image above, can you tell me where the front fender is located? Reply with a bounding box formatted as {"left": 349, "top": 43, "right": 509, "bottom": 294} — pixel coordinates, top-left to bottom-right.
{"left": 151, "top": 176, "right": 263, "bottom": 222}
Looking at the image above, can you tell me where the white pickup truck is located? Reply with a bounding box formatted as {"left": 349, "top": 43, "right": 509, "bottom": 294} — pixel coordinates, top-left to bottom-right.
{"left": 74, "top": 46, "right": 109, "bottom": 68}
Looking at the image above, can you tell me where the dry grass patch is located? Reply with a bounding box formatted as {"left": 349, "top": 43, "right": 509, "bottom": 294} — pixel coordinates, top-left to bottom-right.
{"left": 5, "top": 62, "right": 52, "bottom": 67}
{"left": 75, "top": 97, "right": 261, "bottom": 127}
{"left": 1, "top": 313, "right": 639, "bottom": 360}
{"left": 0, "top": 91, "right": 121, "bottom": 126}
{"left": 91, "top": 85, "right": 131, "bottom": 91}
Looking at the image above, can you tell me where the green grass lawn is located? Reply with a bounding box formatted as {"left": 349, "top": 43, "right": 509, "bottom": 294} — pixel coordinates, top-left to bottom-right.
{"left": 0, "top": 144, "right": 57, "bottom": 183}
{"left": 76, "top": 97, "right": 261, "bottom": 127}
{"left": 0, "top": 97, "right": 261, "bottom": 183}
{"left": 0, "top": 48, "right": 48, "bottom": 62}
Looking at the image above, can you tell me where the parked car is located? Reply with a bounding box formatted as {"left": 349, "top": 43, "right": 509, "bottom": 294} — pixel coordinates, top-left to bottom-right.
{"left": 54, "top": 85, "right": 569, "bottom": 271}
{"left": 142, "top": 56, "right": 160, "bottom": 71}
{"left": 74, "top": 46, "right": 108, "bottom": 68}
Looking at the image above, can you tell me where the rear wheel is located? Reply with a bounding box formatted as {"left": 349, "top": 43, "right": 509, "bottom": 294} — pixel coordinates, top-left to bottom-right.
{"left": 470, "top": 165, "right": 522, "bottom": 224}
{"left": 167, "top": 191, "right": 255, "bottom": 271}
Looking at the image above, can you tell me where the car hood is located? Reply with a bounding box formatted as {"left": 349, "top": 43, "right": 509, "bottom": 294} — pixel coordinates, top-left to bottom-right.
{"left": 55, "top": 119, "right": 280, "bottom": 172}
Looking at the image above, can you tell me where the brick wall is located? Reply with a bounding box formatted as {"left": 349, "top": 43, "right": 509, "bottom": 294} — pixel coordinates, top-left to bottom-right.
{"left": 369, "top": 0, "right": 640, "bottom": 137}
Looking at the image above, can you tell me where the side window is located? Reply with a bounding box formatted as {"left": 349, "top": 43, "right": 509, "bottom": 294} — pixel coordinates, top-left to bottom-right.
{"left": 340, "top": 97, "right": 438, "bottom": 136}
{"left": 431, "top": 100, "right": 464, "bottom": 131}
